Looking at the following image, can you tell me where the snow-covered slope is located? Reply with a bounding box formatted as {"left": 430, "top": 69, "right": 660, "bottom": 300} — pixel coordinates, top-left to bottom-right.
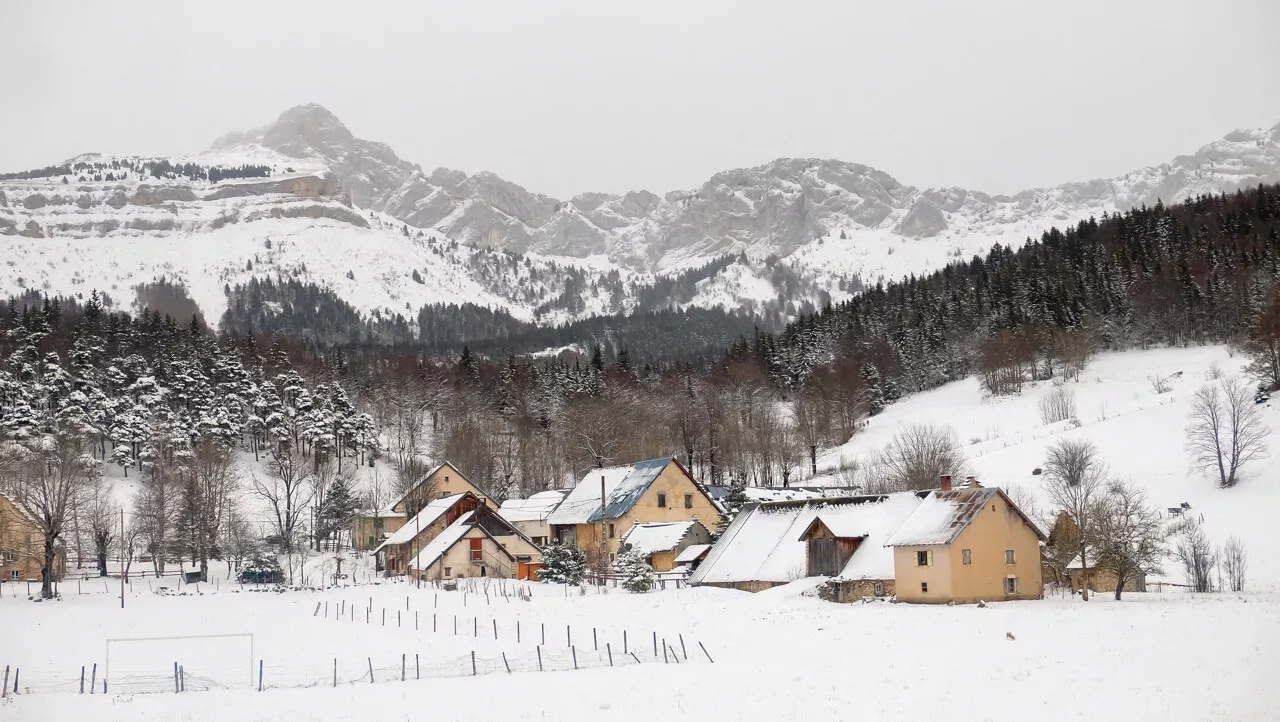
{"left": 811, "top": 345, "right": 1280, "bottom": 589}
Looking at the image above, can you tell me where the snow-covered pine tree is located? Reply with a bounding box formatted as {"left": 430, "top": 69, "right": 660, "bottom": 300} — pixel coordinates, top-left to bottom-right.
{"left": 537, "top": 543, "right": 586, "bottom": 585}
{"left": 614, "top": 546, "right": 655, "bottom": 593}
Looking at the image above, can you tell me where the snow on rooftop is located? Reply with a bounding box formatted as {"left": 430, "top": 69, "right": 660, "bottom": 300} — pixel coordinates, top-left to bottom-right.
{"left": 674, "top": 544, "right": 711, "bottom": 565}
{"left": 546, "top": 459, "right": 673, "bottom": 526}
{"left": 546, "top": 465, "right": 632, "bottom": 526}
{"left": 373, "top": 493, "right": 466, "bottom": 552}
{"left": 620, "top": 520, "right": 702, "bottom": 556}
{"left": 693, "top": 492, "right": 925, "bottom": 585}
{"left": 498, "top": 490, "right": 567, "bottom": 522}
{"left": 408, "top": 511, "right": 475, "bottom": 570}
{"left": 886, "top": 488, "right": 999, "bottom": 547}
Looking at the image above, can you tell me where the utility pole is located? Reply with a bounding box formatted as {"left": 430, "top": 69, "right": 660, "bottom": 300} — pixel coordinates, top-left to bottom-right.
{"left": 599, "top": 475, "right": 607, "bottom": 584}
{"left": 120, "top": 508, "right": 125, "bottom": 609}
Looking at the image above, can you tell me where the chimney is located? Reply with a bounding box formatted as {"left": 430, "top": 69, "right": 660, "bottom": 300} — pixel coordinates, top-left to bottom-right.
{"left": 940, "top": 474, "right": 952, "bottom": 492}
{"left": 966, "top": 476, "right": 980, "bottom": 488}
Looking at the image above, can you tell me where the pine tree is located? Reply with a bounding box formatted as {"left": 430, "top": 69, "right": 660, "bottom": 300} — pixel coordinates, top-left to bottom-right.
{"left": 614, "top": 546, "right": 655, "bottom": 593}
{"left": 537, "top": 543, "right": 586, "bottom": 585}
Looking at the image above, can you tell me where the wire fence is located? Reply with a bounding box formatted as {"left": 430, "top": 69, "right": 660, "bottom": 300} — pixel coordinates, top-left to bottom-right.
{"left": 0, "top": 639, "right": 712, "bottom": 697}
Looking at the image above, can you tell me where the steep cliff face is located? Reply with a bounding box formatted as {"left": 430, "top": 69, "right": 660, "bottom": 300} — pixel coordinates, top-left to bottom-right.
{"left": 212, "top": 105, "right": 1280, "bottom": 274}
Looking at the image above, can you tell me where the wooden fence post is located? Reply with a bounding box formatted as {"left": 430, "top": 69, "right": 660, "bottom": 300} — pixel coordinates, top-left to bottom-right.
{"left": 401, "top": 654, "right": 406, "bottom": 682}
{"left": 258, "top": 660, "right": 264, "bottom": 691}
{"left": 624, "top": 630, "right": 628, "bottom": 655}
{"left": 4, "top": 665, "right": 11, "bottom": 698}
{"left": 416, "top": 654, "right": 419, "bottom": 680}
{"left": 471, "top": 651, "right": 477, "bottom": 676}
{"left": 333, "top": 659, "right": 337, "bottom": 688}
{"left": 653, "top": 631, "right": 658, "bottom": 657}
{"left": 536, "top": 646, "right": 542, "bottom": 672}
{"left": 502, "top": 653, "right": 510, "bottom": 673}
{"left": 517, "top": 620, "right": 521, "bottom": 643}
{"left": 90, "top": 663, "right": 97, "bottom": 694}
{"left": 699, "top": 642, "right": 714, "bottom": 663}
{"left": 367, "top": 657, "right": 374, "bottom": 683}
{"left": 80, "top": 666, "right": 85, "bottom": 694}
{"left": 593, "top": 627, "right": 597, "bottom": 650}
{"left": 679, "top": 634, "right": 688, "bottom": 661}
{"left": 607, "top": 643, "right": 613, "bottom": 666}
{"left": 174, "top": 662, "right": 180, "bottom": 693}
{"left": 572, "top": 646, "right": 578, "bottom": 670}
{"left": 493, "top": 619, "right": 498, "bottom": 640}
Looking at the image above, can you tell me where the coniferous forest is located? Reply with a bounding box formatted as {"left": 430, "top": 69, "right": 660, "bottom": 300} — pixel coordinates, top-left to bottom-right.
{"left": 2, "top": 185, "right": 1280, "bottom": 590}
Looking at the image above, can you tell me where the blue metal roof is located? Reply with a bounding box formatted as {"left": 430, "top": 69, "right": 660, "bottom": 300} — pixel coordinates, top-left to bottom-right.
{"left": 590, "top": 457, "right": 672, "bottom": 523}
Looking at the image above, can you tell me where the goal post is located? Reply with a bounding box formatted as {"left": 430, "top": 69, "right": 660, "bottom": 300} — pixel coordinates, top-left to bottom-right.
{"left": 106, "top": 633, "right": 254, "bottom": 692}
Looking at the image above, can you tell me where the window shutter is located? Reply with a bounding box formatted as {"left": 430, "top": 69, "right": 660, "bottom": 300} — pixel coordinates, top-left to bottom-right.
{"left": 927, "top": 550, "right": 933, "bottom": 566}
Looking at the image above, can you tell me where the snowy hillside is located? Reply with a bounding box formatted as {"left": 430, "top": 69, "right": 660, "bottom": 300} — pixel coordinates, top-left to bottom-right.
{"left": 811, "top": 345, "right": 1280, "bottom": 589}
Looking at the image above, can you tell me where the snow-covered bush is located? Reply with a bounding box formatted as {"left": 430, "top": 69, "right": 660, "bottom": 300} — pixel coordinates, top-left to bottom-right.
{"left": 237, "top": 556, "right": 282, "bottom": 585}
{"left": 1038, "top": 384, "right": 1077, "bottom": 425}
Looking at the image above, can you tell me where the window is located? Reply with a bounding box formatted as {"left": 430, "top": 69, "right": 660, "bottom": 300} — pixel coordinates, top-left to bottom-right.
{"left": 1005, "top": 577, "right": 1018, "bottom": 594}
{"left": 444, "top": 567, "right": 452, "bottom": 577}
{"left": 608, "top": 523, "right": 615, "bottom": 539}
{"left": 684, "top": 494, "right": 693, "bottom": 509}
{"left": 920, "top": 582, "right": 928, "bottom": 593}
{"left": 469, "top": 538, "right": 483, "bottom": 562}
{"left": 657, "top": 493, "right": 667, "bottom": 508}
{"left": 1005, "top": 549, "right": 1016, "bottom": 564}
{"left": 962, "top": 549, "right": 972, "bottom": 565}
{"left": 916, "top": 550, "right": 931, "bottom": 567}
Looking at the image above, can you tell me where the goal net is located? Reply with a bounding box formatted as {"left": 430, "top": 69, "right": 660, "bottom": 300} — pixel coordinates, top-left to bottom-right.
{"left": 106, "top": 633, "right": 254, "bottom": 693}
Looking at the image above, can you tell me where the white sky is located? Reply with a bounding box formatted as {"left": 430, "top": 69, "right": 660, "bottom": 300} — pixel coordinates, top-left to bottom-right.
{"left": 3, "top": 0, "right": 1279, "bottom": 199}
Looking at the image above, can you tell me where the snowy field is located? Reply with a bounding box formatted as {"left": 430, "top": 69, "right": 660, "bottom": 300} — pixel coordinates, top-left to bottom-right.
{"left": 3, "top": 572, "right": 1277, "bottom": 721}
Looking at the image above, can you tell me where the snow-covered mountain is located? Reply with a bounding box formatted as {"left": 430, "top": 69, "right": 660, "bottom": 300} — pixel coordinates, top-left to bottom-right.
{"left": 215, "top": 104, "right": 1280, "bottom": 277}
{"left": 2, "top": 103, "right": 1278, "bottom": 332}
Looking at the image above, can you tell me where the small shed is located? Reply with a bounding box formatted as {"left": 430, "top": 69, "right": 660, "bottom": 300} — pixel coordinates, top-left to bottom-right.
{"left": 797, "top": 517, "right": 865, "bottom": 576}
{"left": 674, "top": 543, "right": 712, "bottom": 571}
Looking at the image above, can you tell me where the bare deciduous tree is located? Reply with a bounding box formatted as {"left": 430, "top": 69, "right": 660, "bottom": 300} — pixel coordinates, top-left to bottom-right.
{"left": 185, "top": 440, "right": 238, "bottom": 581}
{"left": 876, "top": 423, "right": 969, "bottom": 491}
{"left": 1091, "top": 480, "right": 1166, "bottom": 600}
{"left": 1042, "top": 438, "right": 1108, "bottom": 600}
{"left": 1187, "top": 375, "right": 1269, "bottom": 488}
{"left": 3, "top": 430, "right": 101, "bottom": 598}
{"left": 252, "top": 443, "right": 316, "bottom": 554}
{"left": 1221, "top": 535, "right": 1247, "bottom": 592}
{"left": 1171, "top": 518, "right": 1217, "bottom": 593}
{"left": 85, "top": 481, "right": 117, "bottom": 577}
{"left": 1038, "top": 384, "right": 1077, "bottom": 425}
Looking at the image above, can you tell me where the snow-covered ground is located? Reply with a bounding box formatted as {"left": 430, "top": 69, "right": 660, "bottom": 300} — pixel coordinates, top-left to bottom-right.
{"left": 2, "top": 575, "right": 1276, "bottom": 720}
{"left": 813, "top": 345, "right": 1280, "bottom": 590}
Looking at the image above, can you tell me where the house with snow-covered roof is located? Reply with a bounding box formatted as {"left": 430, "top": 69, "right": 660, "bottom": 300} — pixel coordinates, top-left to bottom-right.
{"left": 0, "top": 492, "right": 64, "bottom": 584}
{"left": 692, "top": 476, "right": 1047, "bottom": 604}
{"left": 498, "top": 489, "right": 568, "bottom": 546}
{"left": 391, "top": 461, "right": 496, "bottom": 517}
{"left": 375, "top": 491, "right": 544, "bottom": 580}
{"left": 691, "top": 491, "right": 927, "bottom": 595}
{"left": 619, "top": 519, "right": 712, "bottom": 572}
{"left": 886, "top": 477, "right": 1046, "bottom": 604}
{"left": 547, "top": 458, "right": 721, "bottom": 562}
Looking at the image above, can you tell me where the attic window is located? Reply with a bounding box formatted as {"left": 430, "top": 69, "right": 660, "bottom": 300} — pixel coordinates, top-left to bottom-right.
{"left": 916, "top": 550, "right": 932, "bottom": 567}
{"left": 608, "top": 523, "right": 615, "bottom": 539}
{"left": 1005, "top": 549, "right": 1016, "bottom": 564}
{"left": 684, "top": 494, "right": 693, "bottom": 509}
{"left": 962, "top": 549, "right": 972, "bottom": 565}
{"left": 657, "top": 493, "right": 667, "bottom": 508}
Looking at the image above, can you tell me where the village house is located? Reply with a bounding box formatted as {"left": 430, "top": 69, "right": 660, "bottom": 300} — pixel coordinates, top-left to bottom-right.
{"left": 408, "top": 508, "right": 544, "bottom": 582}
{"left": 497, "top": 489, "right": 568, "bottom": 546}
{"left": 885, "top": 477, "right": 1046, "bottom": 604}
{"left": 692, "top": 477, "right": 1047, "bottom": 605}
{"left": 374, "top": 491, "right": 544, "bottom": 580}
{"left": 352, "top": 461, "right": 495, "bottom": 551}
{"left": 690, "top": 491, "right": 925, "bottom": 595}
{"left": 673, "top": 543, "right": 712, "bottom": 572}
{"left": 0, "top": 492, "right": 64, "bottom": 583}
{"left": 546, "top": 458, "right": 721, "bottom": 563}
{"left": 618, "top": 519, "right": 712, "bottom": 572}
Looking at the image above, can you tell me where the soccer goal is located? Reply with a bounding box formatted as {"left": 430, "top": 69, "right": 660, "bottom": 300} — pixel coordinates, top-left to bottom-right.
{"left": 106, "top": 633, "right": 254, "bottom": 693}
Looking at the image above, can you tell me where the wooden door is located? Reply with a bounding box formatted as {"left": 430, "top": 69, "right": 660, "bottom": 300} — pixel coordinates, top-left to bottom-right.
{"left": 807, "top": 539, "right": 837, "bottom": 576}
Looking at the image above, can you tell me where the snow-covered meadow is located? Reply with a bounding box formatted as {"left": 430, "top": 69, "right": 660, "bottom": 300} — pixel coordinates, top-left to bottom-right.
{"left": 4, "top": 570, "right": 1277, "bottom": 721}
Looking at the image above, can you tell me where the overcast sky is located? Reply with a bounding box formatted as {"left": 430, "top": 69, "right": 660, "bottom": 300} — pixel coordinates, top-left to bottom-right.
{"left": 4, "top": 0, "right": 1279, "bottom": 198}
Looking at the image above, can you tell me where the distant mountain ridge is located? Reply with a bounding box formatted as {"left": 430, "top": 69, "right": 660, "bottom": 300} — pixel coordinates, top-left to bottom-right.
{"left": 214, "top": 104, "right": 1280, "bottom": 272}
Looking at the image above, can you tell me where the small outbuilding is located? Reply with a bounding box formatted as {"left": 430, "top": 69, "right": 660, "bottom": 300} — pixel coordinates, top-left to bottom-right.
{"left": 619, "top": 519, "right": 713, "bottom": 572}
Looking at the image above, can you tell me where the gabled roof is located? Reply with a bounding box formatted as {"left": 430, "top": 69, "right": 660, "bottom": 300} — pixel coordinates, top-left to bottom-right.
{"left": 373, "top": 492, "right": 473, "bottom": 553}
{"left": 674, "top": 544, "right": 712, "bottom": 565}
{"left": 691, "top": 492, "right": 927, "bottom": 585}
{"left": 886, "top": 487, "right": 1048, "bottom": 547}
{"left": 498, "top": 490, "right": 568, "bottom": 523}
{"left": 391, "top": 461, "right": 483, "bottom": 512}
{"left": 547, "top": 457, "right": 719, "bottom": 526}
{"left": 0, "top": 492, "right": 39, "bottom": 527}
{"left": 408, "top": 511, "right": 519, "bottom": 571}
{"left": 620, "top": 520, "right": 709, "bottom": 557}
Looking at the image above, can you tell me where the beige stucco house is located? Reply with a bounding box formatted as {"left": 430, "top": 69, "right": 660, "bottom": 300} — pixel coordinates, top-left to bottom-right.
{"left": 887, "top": 480, "right": 1046, "bottom": 604}
{"left": 0, "top": 493, "right": 63, "bottom": 583}
{"left": 619, "top": 519, "right": 712, "bottom": 572}
{"left": 408, "top": 504, "right": 545, "bottom": 581}
{"left": 353, "top": 461, "right": 495, "bottom": 551}
{"left": 547, "top": 458, "right": 721, "bottom": 563}
{"left": 498, "top": 489, "right": 568, "bottom": 546}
